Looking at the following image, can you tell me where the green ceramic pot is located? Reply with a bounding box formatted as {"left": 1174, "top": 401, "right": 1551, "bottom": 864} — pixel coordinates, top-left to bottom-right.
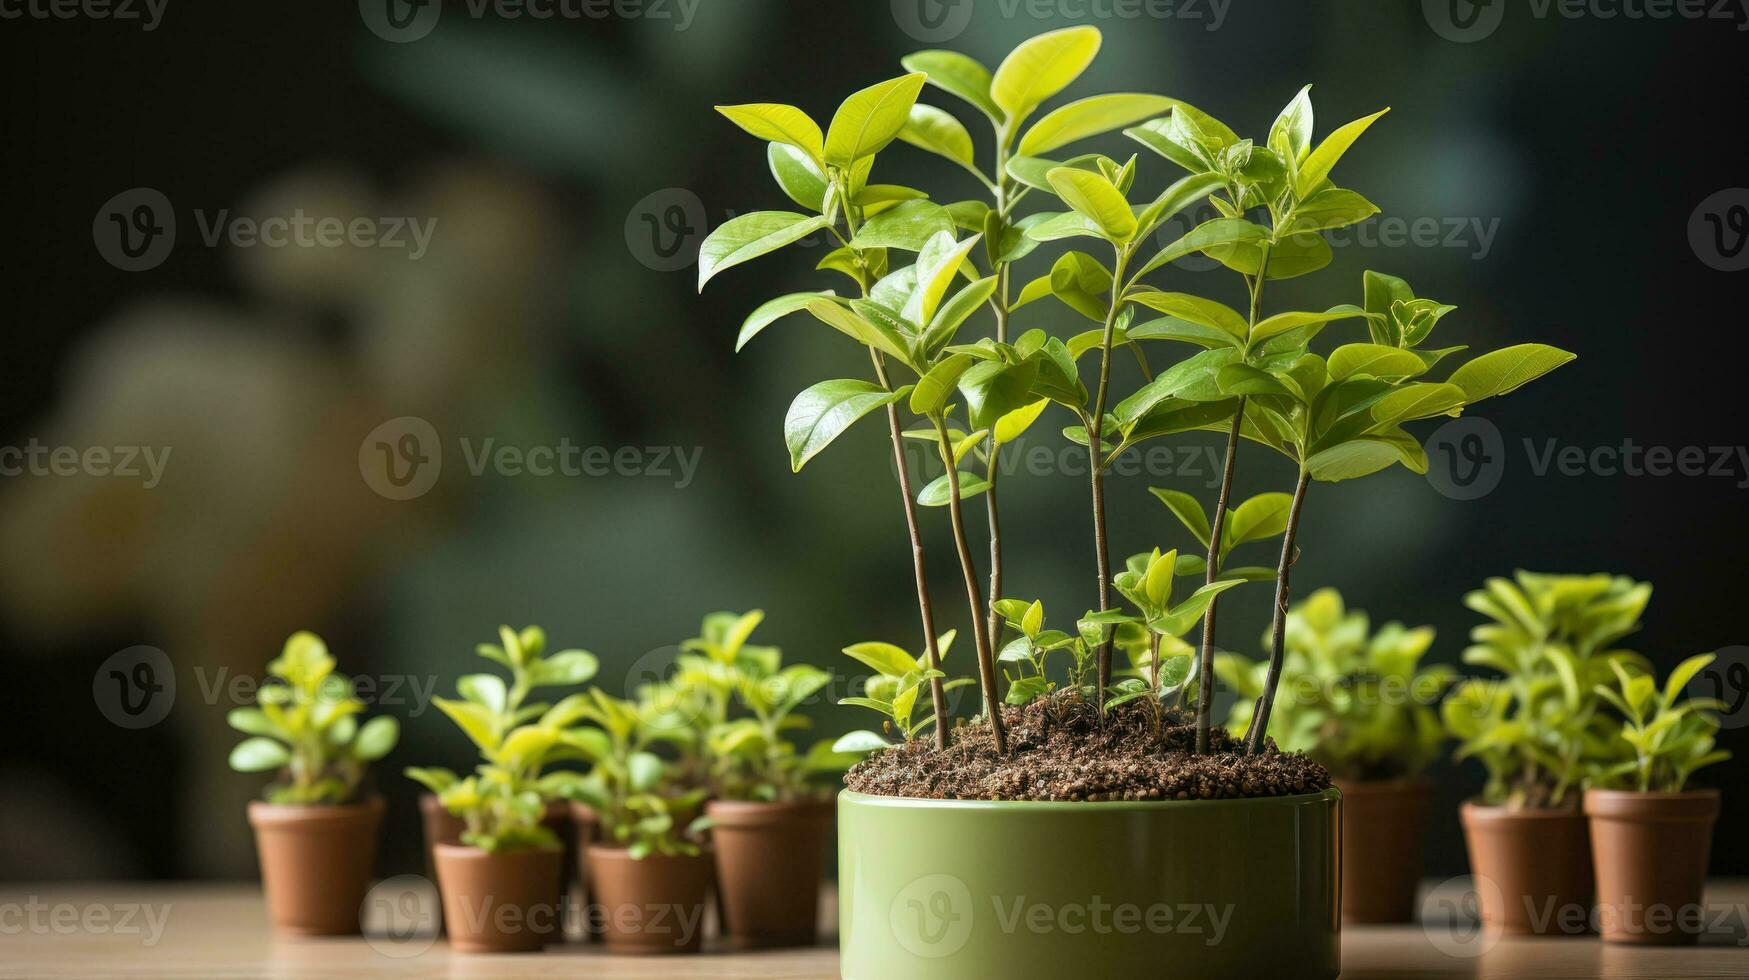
{"left": 839, "top": 787, "right": 1341, "bottom": 980}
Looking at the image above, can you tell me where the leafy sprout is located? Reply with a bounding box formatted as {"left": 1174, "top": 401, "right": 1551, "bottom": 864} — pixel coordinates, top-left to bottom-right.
{"left": 556, "top": 689, "right": 713, "bottom": 860}
{"left": 227, "top": 631, "right": 400, "bottom": 805}
{"left": 1590, "top": 653, "right": 1732, "bottom": 794}
{"left": 403, "top": 625, "right": 599, "bottom": 852}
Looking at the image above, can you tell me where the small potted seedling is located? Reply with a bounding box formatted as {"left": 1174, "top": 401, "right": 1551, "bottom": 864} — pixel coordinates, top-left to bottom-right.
{"left": 563, "top": 689, "right": 715, "bottom": 955}
{"left": 707, "top": 23, "right": 1574, "bottom": 979}
{"left": 405, "top": 625, "right": 599, "bottom": 953}
{"left": 1216, "top": 589, "right": 1451, "bottom": 923}
{"left": 229, "top": 631, "right": 399, "bottom": 935}
{"left": 1444, "top": 572, "right": 1648, "bottom": 936}
{"left": 674, "top": 610, "right": 844, "bottom": 948}
{"left": 1586, "top": 652, "right": 1731, "bottom": 944}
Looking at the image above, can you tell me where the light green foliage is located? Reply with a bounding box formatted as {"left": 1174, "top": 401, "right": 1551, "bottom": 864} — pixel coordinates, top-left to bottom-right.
{"left": 1443, "top": 574, "right": 1651, "bottom": 809}
{"left": 403, "top": 625, "right": 599, "bottom": 852}
{"left": 836, "top": 631, "right": 970, "bottom": 749}
{"left": 227, "top": 631, "right": 400, "bottom": 805}
{"left": 1591, "top": 654, "right": 1731, "bottom": 793}
{"left": 990, "top": 599, "right": 1114, "bottom": 708}
{"left": 1215, "top": 589, "right": 1452, "bottom": 779}
{"left": 669, "top": 610, "right": 848, "bottom": 802}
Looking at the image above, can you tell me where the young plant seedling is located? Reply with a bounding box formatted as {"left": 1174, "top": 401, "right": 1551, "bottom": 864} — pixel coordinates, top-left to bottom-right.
{"left": 835, "top": 631, "right": 972, "bottom": 752}
{"left": 1443, "top": 573, "right": 1650, "bottom": 808}
{"left": 988, "top": 599, "right": 1107, "bottom": 708}
{"left": 560, "top": 689, "right": 713, "bottom": 858}
{"left": 228, "top": 631, "right": 400, "bottom": 804}
{"left": 1216, "top": 588, "right": 1453, "bottom": 780}
{"left": 404, "top": 625, "right": 600, "bottom": 851}
{"left": 1591, "top": 653, "right": 1732, "bottom": 793}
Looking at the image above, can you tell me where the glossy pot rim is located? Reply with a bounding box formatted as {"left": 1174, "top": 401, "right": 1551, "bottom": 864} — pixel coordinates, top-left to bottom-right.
{"left": 1583, "top": 787, "right": 1721, "bottom": 820}
{"left": 247, "top": 796, "right": 384, "bottom": 827}
{"left": 840, "top": 786, "right": 1340, "bottom": 812}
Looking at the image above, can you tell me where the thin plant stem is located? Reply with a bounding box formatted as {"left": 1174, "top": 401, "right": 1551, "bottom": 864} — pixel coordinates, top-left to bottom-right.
{"left": 933, "top": 414, "right": 1009, "bottom": 754}
{"left": 1246, "top": 469, "right": 1312, "bottom": 754}
{"left": 1086, "top": 247, "right": 1132, "bottom": 709}
{"left": 1195, "top": 399, "right": 1245, "bottom": 754}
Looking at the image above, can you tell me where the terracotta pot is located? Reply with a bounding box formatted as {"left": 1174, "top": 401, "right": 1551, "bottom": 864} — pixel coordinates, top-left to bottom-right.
{"left": 1584, "top": 789, "right": 1719, "bottom": 945}
{"left": 707, "top": 797, "right": 833, "bottom": 948}
{"left": 432, "top": 843, "right": 563, "bottom": 953}
{"left": 1333, "top": 779, "right": 1429, "bottom": 924}
{"left": 1460, "top": 802, "right": 1593, "bottom": 936}
{"left": 585, "top": 844, "right": 714, "bottom": 955}
{"left": 569, "top": 802, "right": 602, "bottom": 941}
{"left": 247, "top": 797, "right": 383, "bottom": 936}
{"left": 420, "top": 794, "right": 577, "bottom": 938}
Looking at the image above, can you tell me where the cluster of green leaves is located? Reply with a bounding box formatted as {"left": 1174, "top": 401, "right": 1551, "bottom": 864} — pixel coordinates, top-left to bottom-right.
{"left": 988, "top": 599, "right": 1110, "bottom": 707}
{"left": 1443, "top": 574, "right": 1652, "bottom": 809}
{"left": 667, "top": 610, "right": 848, "bottom": 802}
{"left": 404, "top": 626, "right": 600, "bottom": 852}
{"left": 228, "top": 632, "right": 400, "bottom": 805}
{"left": 555, "top": 689, "right": 715, "bottom": 859}
{"left": 1216, "top": 589, "right": 1453, "bottom": 779}
{"left": 835, "top": 631, "right": 974, "bottom": 751}
{"left": 1590, "top": 653, "right": 1732, "bottom": 793}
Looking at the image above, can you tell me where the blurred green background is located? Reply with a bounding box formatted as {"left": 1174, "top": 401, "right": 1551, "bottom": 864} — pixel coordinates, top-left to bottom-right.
{"left": 2, "top": 0, "right": 1745, "bottom": 882}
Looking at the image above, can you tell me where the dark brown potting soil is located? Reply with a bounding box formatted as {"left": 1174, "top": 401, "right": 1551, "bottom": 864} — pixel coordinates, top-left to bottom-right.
{"left": 844, "top": 692, "right": 1331, "bottom": 802}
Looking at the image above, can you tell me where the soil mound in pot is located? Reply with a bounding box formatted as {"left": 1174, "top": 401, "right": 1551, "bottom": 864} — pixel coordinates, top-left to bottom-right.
{"left": 845, "top": 692, "right": 1331, "bottom": 801}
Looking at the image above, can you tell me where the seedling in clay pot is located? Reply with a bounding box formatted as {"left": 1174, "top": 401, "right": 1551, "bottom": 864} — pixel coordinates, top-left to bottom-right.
{"left": 1217, "top": 589, "right": 1452, "bottom": 923}
{"left": 1585, "top": 651, "right": 1732, "bottom": 944}
{"left": 561, "top": 689, "right": 715, "bottom": 955}
{"left": 229, "top": 631, "right": 398, "bottom": 936}
{"left": 704, "top": 22, "right": 1575, "bottom": 979}
{"left": 1444, "top": 572, "right": 1648, "bottom": 936}
{"left": 404, "top": 625, "right": 599, "bottom": 953}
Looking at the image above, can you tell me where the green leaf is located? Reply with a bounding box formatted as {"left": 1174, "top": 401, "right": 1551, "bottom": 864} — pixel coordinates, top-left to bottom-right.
{"left": 226, "top": 707, "right": 279, "bottom": 738}
{"left": 1248, "top": 306, "right": 1366, "bottom": 348}
{"left": 1328, "top": 343, "right": 1428, "bottom": 381}
{"left": 832, "top": 730, "right": 891, "bottom": 754}
{"left": 1221, "top": 493, "right": 1292, "bottom": 556}
{"left": 766, "top": 142, "right": 827, "bottom": 211}
{"left": 229, "top": 737, "right": 290, "bottom": 773}
{"left": 991, "top": 26, "right": 1102, "bottom": 123}
{"left": 843, "top": 641, "right": 922, "bottom": 678}
{"left": 531, "top": 649, "right": 599, "bottom": 687}
{"left": 924, "top": 276, "right": 998, "bottom": 355}
{"left": 917, "top": 471, "right": 992, "bottom": 506}
{"left": 1369, "top": 382, "right": 1468, "bottom": 428}
{"left": 1127, "top": 317, "right": 1240, "bottom": 350}
{"left": 855, "top": 200, "right": 956, "bottom": 252}
{"left": 1211, "top": 232, "right": 1331, "bottom": 281}
{"left": 898, "top": 103, "right": 976, "bottom": 168}
{"left": 353, "top": 716, "right": 399, "bottom": 760}
{"left": 1664, "top": 653, "right": 1715, "bottom": 708}
{"left": 1045, "top": 167, "right": 1135, "bottom": 242}
{"left": 1019, "top": 93, "right": 1176, "bottom": 156}
{"left": 806, "top": 299, "right": 913, "bottom": 367}
{"left": 1131, "top": 217, "right": 1269, "bottom": 281}
{"left": 905, "top": 232, "right": 983, "bottom": 326}
{"left": 825, "top": 73, "right": 927, "bottom": 167}
{"left": 1127, "top": 291, "right": 1247, "bottom": 342}
{"left": 1134, "top": 171, "right": 1226, "bottom": 240}
{"left": 1284, "top": 187, "right": 1379, "bottom": 235}
{"left": 1005, "top": 153, "right": 1100, "bottom": 193}
{"left": 1268, "top": 84, "right": 1314, "bottom": 163}
{"left": 785, "top": 379, "right": 908, "bottom": 471}
{"left": 736, "top": 291, "right": 836, "bottom": 352}
{"left": 902, "top": 50, "right": 1001, "bottom": 122}
{"left": 698, "top": 211, "right": 829, "bottom": 291}
{"left": 1024, "top": 210, "right": 1108, "bottom": 243}
{"left": 1216, "top": 364, "right": 1292, "bottom": 397}
{"left": 910, "top": 353, "right": 976, "bottom": 416}
{"left": 1149, "top": 488, "right": 1211, "bottom": 548}
{"left": 960, "top": 358, "right": 1041, "bottom": 431}
{"left": 994, "top": 399, "right": 1050, "bottom": 445}
{"left": 1306, "top": 439, "right": 1408, "bottom": 482}
{"left": 1447, "top": 344, "right": 1577, "bottom": 403}
{"left": 716, "top": 103, "right": 824, "bottom": 161}
{"left": 1295, "top": 108, "right": 1389, "bottom": 199}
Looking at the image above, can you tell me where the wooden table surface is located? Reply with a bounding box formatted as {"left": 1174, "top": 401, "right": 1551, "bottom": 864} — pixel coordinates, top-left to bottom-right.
{"left": 3, "top": 881, "right": 1747, "bottom": 978}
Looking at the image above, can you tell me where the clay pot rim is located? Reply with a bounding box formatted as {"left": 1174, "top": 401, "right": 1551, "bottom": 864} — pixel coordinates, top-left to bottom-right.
{"left": 1459, "top": 800, "right": 1585, "bottom": 825}
{"left": 247, "top": 796, "right": 384, "bottom": 827}
{"left": 1583, "top": 787, "right": 1721, "bottom": 820}
{"left": 705, "top": 796, "right": 835, "bottom": 826}
{"left": 585, "top": 843, "right": 713, "bottom": 866}
{"left": 433, "top": 841, "right": 562, "bottom": 863}
{"left": 567, "top": 800, "right": 599, "bottom": 821}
